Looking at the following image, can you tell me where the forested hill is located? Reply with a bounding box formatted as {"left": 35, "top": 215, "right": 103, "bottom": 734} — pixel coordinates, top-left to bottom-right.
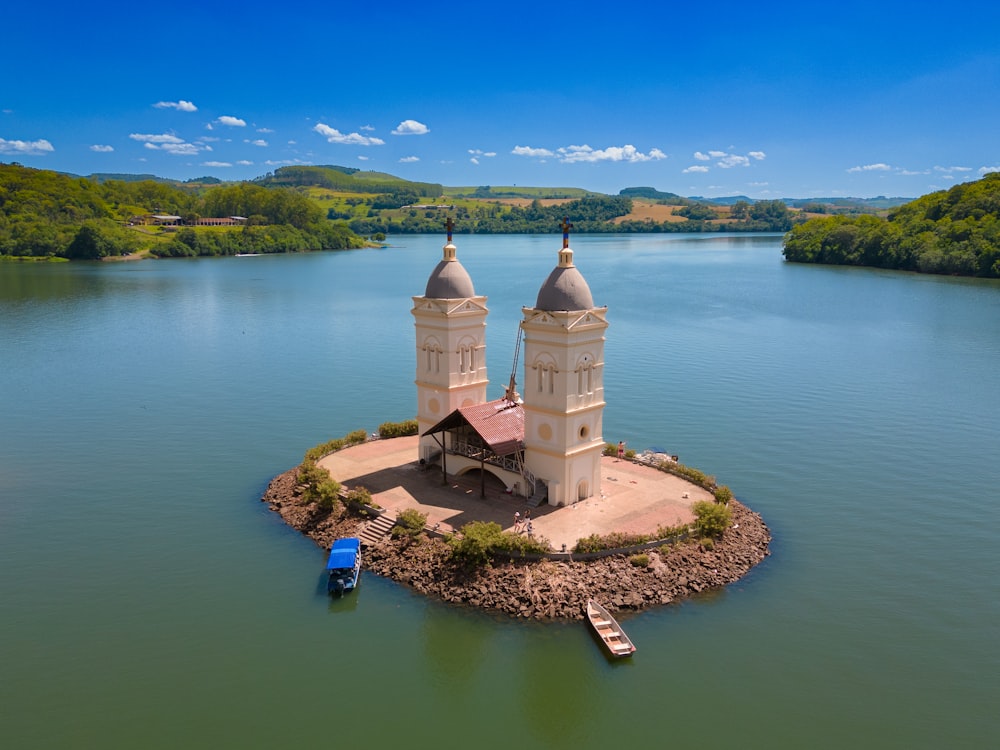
{"left": 782, "top": 173, "right": 1000, "bottom": 277}
{"left": 254, "top": 165, "right": 443, "bottom": 197}
{"left": 0, "top": 163, "right": 363, "bottom": 259}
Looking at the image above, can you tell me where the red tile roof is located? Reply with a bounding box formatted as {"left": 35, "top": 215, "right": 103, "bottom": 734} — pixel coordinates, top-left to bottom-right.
{"left": 424, "top": 398, "right": 524, "bottom": 456}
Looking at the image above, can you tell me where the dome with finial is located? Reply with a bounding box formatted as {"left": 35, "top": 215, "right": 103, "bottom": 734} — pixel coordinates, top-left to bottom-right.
{"left": 424, "top": 238, "right": 476, "bottom": 299}
{"left": 534, "top": 246, "right": 594, "bottom": 311}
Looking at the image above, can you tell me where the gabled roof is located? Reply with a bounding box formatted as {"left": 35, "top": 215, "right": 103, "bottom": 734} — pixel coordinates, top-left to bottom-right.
{"left": 424, "top": 398, "right": 525, "bottom": 457}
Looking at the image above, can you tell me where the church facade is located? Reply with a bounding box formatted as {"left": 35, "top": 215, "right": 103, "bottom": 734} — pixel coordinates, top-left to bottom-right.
{"left": 411, "top": 222, "right": 608, "bottom": 508}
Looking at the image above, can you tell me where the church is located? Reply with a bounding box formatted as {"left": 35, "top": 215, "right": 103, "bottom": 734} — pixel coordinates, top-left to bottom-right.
{"left": 411, "top": 221, "right": 609, "bottom": 507}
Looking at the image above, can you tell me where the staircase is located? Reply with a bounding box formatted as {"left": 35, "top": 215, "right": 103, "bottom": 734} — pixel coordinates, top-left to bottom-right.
{"left": 358, "top": 514, "right": 397, "bottom": 547}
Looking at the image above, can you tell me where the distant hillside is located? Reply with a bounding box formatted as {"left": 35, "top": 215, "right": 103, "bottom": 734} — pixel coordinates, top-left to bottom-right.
{"left": 0, "top": 162, "right": 363, "bottom": 260}
{"left": 783, "top": 173, "right": 1000, "bottom": 277}
{"left": 254, "top": 165, "right": 443, "bottom": 197}
{"left": 446, "top": 185, "right": 597, "bottom": 200}
{"left": 619, "top": 187, "right": 690, "bottom": 205}
{"left": 87, "top": 172, "right": 181, "bottom": 185}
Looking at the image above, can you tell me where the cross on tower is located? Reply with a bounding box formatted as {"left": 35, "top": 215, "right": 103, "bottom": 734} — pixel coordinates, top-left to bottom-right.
{"left": 560, "top": 216, "right": 573, "bottom": 248}
{"left": 445, "top": 217, "right": 454, "bottom": 243}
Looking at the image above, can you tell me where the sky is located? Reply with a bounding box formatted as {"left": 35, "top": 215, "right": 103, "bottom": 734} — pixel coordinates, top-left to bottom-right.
{"left": 3, "top": 0, "right": 998, "bottom": 199}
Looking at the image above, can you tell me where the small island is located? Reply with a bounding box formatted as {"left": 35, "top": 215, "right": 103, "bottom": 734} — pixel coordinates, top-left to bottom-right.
{"left": 262, "top": 223, "right": 771, "bottom": 620}
{"left": 262, "top": 433, "right": 770, "bottom": 620}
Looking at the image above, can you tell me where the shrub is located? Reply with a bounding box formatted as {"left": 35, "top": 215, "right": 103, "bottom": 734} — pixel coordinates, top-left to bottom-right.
{"left": 448, "top": 521, "right": 549, "bottom": 565}
{"left": 297, "top": 459, "right": 341, "bottom": 510}
{"left": 692, "top": 500, "right": 732, "bottom": 539}
{"left": 345, "top": 429, "right": 369, "bottom": 445}
{"left": 344, "top": 486, "right": 372, "bottom": 506}
{"left": 448, "top": 521, "right": 506, "bottom": 566}
{"left": 573, "top": 531, "right": 653, "bottom": 554}
{"left": 714, "top": 486, "right": 733, "bottom": 505}
{"left": 699, "top": 537, "right": 715, "bottom": 550}
{"left": 392, "top": 508, "right": 427, "bottom": 539}
{"left": 602, "top": 443, "right": 617, "bottom": 457}
{"left": 629, "top": 553, "right": 650, "bottom": 568}
{"left": 655, "top": 522, "right": 690, "bottom": 540}
{"left": 303, "top": 438, "right": 345, "bottom": 462}
{"left": 378, "top": 419, "right": 419, "bottom": 438}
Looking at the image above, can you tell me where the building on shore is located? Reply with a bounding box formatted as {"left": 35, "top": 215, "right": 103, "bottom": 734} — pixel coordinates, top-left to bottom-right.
{"left": 411, "top": 220, "right": 607, "bottom": 507}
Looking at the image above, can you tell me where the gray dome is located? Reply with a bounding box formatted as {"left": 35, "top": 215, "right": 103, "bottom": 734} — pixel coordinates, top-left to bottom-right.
{"left": 534, "top": 248, "right": 594, "bottom": 310}
{"left": 424, "top": 243, "right": 476, "bottom": 298}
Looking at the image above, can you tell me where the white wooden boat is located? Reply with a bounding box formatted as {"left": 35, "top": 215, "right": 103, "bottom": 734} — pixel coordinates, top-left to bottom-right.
{"left": 586, "top": 600, "right": 636, "bottom": 657}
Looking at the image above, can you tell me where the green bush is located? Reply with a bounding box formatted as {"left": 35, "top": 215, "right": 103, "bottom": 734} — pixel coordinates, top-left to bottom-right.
{"left": 345, "top": 429, "right": 369, "bottom": 445}
{"left": 629, "top": 553, "right": 650, "bottom": 567}
{"left": 378, "top": 419, "right": 419, "bottom": 438}
{"left": 304, "top": 438, "right": 346, "bottom": 462}
{"left": 692, "top": 500, "right": 732, "bottom": 539}
{"left": 602, "top": 443, "right": 617, "bottom": 456}
{"left": 655, "top": 522, "right": 690, "bottom": 540}
{"left": 344, "top": 486, "right": 372, "bottom": 506}
{"left": 297, "top": 459, "right": 341, "bottom": 510}
{"left": 392, "top": 508, "right": 427, "bottom": 539}
{"left": 573, "top": 531, "right": 653, "bottom": 554}
{"left": 699, "top": 537, "right": 715, "bottom": 550}
{"left": 448, "top": 521, "right": 549, "bottom": 565}
{"left": 714, "top": 485, "right": 733, "bottom": 505}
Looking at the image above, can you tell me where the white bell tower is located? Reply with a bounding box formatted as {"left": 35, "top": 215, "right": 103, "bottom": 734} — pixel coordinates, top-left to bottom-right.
{"left": 521, "top": 219, "right": 608, "bottom": 506}
{"left": 411, "top": 220, "right": 489, "bottom": 462}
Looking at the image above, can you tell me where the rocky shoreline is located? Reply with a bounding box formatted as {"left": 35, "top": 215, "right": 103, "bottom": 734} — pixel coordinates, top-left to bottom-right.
{"left": 261, "top": 467, "right": 771, "bottom": 620}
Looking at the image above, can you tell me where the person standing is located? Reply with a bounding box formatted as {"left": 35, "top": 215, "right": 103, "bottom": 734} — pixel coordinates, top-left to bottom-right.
{"left": 617, "top": 440, "right": 625, "bottom": 461}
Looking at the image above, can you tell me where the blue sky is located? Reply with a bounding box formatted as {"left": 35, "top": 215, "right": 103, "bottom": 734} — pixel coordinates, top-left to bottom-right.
{"left": 3, "top": 0, "right": 998, "bottom": 199}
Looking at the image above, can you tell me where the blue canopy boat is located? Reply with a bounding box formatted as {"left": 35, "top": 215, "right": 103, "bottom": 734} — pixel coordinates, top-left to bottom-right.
{"left": 325, "top": 537, "right": 361, "bottom": 595}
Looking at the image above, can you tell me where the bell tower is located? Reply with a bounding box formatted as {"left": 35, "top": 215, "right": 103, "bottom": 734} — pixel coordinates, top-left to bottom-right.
{"left": 411, "top": 219, "right": 489, "bottom": 461}
{"left": 520, "top": 219, "right": 608, "bottom": 506}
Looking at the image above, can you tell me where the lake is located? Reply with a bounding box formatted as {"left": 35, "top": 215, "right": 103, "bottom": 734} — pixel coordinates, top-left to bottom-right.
{"left": 1, "top": 233, "right": 998, "bottom": 748}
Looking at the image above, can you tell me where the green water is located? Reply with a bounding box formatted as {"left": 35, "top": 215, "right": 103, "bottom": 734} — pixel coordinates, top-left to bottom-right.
{"left": 2, "top": 235, "right": 998, "bottom": 748}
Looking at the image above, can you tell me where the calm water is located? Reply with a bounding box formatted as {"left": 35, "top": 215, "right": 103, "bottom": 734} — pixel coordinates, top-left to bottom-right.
{"left": 2, "top": 234, "right": 998, "bottom": 749}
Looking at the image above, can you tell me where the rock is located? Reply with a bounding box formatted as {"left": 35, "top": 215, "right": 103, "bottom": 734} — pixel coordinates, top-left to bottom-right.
{"left": 261, "top": 467, "right": 771, "bottom": 621}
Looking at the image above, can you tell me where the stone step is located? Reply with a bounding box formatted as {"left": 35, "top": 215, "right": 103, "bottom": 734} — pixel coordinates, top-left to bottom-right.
{"left": 358, "top": 514, "right": 397, "bottom": 547}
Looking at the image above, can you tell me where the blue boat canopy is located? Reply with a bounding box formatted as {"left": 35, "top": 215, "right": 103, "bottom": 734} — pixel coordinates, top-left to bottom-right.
{"left": 326, "top": 538, "right": 360, "bottom": 570}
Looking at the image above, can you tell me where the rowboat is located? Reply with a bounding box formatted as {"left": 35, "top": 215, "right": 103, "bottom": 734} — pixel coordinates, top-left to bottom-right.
{"left": 325, "top": 537, "right": 361, "bottom": 595}
{"left": 586, "top": 600, "right": 636, "bottom": 657}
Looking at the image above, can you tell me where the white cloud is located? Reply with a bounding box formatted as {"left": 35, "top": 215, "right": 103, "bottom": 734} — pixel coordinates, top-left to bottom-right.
{"left": 694, "top": 151, "right": 711, "bottom": 161}
{"left": 899, "top": 169, "right": 930, "bottom": 176}
{"left": 708, "top": 150, "right": 728, "bottom": 158}
{"left": 512, "top": 145, "right": 555, "bottom": 158}
{"left": 978, "top": 165, "right": 1000, "bottom": 174}
{"left": 0, "top": 137, "right": 54, "bottom": 155}
{"left": 256, "top": 127, "right": 273, "bottom": 133}
{"left": 202, "top": 161, "right": 232, "bottom": 167}
{"left": 154, "top": 100, "right": 197, "bottom": 112}
{"left": 313, "top": 123, "right": 385, "bottom": 146}
{"left": 468, "top": 149, "right": 497, "bottom": 157}
{"left": 236, "top": 160, "right": 253, "bottom": 166}
{"left": 131, "top": 133, "right": 202, "bottom": 155}
{"left": 399, "top": 156, "right": 420, "bottom": 163}
{"left": 749, "top": 151, "right": 766, "bottom": 161}
{"left": 718, "top": 155, "right": 750, "bottom": 168}
{"left": 90, "top": 144, "right": 114, "bottom": 152}
{"left": 360, "top": 125, "right": 375, "bottom": 131}
{"left": 847, "top": 163, "right": 892, "bottom": 173}
{"left": 245, "top": 139, "right": 268, "bottom": 147}
{"left": 129, "top": 132, "right": 184, "bottom": 144}
{"left": 557, "top": 144, "right": 666, "bottom": 164}
{"left": 391, "top": 119, "right": 429, "bottom": 136}
{"left": 470, "top": 157, "right": 479, "bottom": 165}
{"left": 216, "top": 115, "right": 246, "bottom": 127}
{"left": 357, "top": 155, "right": 369, "bottom": 161}
{"left": 934, "top": 165, "right": 972, "bottom": 173}
{"left": 683, "top": 165, "right": 710, "bottom": 173}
